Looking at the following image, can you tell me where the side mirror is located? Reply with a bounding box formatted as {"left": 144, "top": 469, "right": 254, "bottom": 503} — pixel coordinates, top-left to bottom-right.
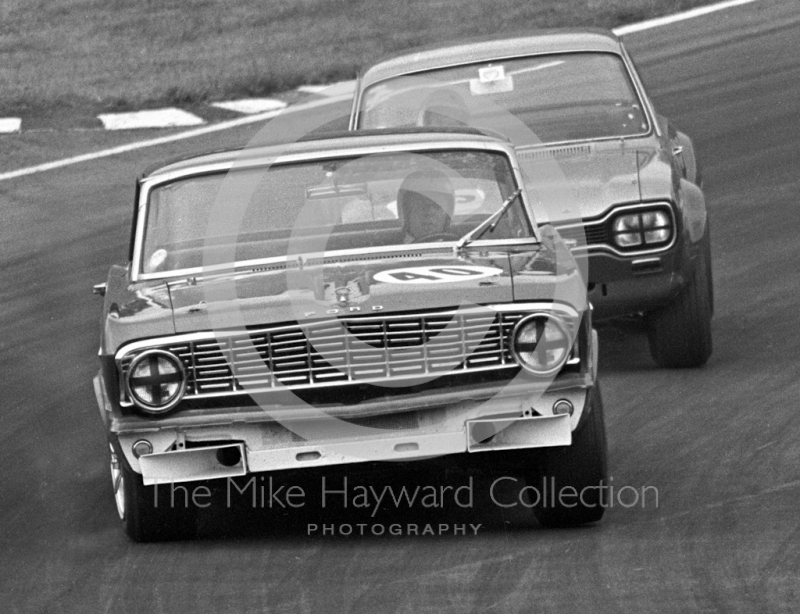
{"left": 93, "top": 283, "right": 107, "bottom": 297}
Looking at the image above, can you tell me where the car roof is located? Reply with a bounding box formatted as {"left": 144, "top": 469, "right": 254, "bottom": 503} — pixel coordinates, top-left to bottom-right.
{"left": 142, "top": 128, "right": 512, "bottom": 179}
{"left": 360, "top": 28, "right": 623, "bottom": 87}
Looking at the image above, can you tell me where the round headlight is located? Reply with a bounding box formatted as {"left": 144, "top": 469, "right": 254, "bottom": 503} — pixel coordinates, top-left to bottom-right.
{"left": 511, "top": 314, "right": 571, "bottom": 376}
{"left": 126, "top": 350, "right": 186, "bottom": 413}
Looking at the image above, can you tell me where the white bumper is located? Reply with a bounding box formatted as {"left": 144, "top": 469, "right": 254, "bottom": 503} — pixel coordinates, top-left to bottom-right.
{"left": 133, "top": 413, "right": 573, "bottom": 486}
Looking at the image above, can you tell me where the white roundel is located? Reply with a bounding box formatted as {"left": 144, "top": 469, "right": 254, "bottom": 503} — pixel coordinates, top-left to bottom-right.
{"left": 373, "top": 265, "right": 503, "bottom": 284}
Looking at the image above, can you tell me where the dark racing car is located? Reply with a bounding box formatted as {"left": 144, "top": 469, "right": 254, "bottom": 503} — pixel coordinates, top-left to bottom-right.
{"left": 93, "top": 129, "right": 607, "bottom": 541}
{"left": 350, "top": 30, "right": 713, "bottom": 368}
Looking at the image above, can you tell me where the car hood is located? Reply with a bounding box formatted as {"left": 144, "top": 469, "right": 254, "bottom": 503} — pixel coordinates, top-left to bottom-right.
{"left": 165, "top": 246, "right": 571, "bottom": 333}
{"left": 515, "top": 146, "right": 671, "bottom": 222}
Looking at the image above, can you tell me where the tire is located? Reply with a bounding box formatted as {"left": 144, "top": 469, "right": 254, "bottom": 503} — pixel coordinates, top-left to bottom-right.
{"left": 704, "top": 224, "right": 714, "bottom": 316}
{"left": 646, "top": 242, "right": 713, "bottom": 368}
{"left": 526, "top": 385, "right": 609, "bottom": 528}
{"left": 675, "top": 131, "right": 701, "bottom": 187}
{"left": 109, "top": 442, "right": 198, "bottom": 542}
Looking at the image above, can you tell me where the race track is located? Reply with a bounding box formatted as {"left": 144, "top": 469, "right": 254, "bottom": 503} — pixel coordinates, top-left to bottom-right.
{"left": 0, "top": 0, "right": 798, "bottom": 611}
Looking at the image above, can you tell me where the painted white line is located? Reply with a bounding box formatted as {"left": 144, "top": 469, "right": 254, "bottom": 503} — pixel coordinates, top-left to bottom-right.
{"left": 98, "top": 108, "right": 205, "bottom": 130}
{"left": 212, "top": 98, "right": 287, "bottom": 114}
{"left": 0, "top": 117, "right": 22, "bottom": 133}
{"left": 613, "top": 0, "right": 759, "bottom": 35}
{"left": 298, "top": 81, "right": 356, "bottom": 97}
{"left": 0, "top": 94, "right": 352, "bottom": 182}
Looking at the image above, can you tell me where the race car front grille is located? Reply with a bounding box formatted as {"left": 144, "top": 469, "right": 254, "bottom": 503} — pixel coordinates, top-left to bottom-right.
{"left": 119, "top": 309, "right": 576, "bottom": 402}
{"left": 553, "top": 223, "right": 609, "bottom": 246}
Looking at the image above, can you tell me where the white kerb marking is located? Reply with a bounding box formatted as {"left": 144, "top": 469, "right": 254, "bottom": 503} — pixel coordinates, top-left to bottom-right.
{"left": 296, "top": 85, "right": 328, "bottom": 94}
{"left": 98, "top": 108, "right": 205, "bottom": 130}
{"left": 297, "top": 81, "right": 356, "bottom": 97}
{"left": 0, "top": 118, "right": 22, "bottom": 133}
{"left": 613, "top": 0, "right": 759, "bottom": 35}
{"left": 212, "top": 99, "right": 288, "bottom": 114}
{"left": 0, "top": 94, "right": 351, "bottom": 182}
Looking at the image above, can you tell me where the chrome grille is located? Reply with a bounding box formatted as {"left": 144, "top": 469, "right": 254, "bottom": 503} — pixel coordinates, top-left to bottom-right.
{"left": 119, "top": 310, "right": 566, "bottom": 401}
{"left": 554, "top": 223, "right": 609, "bottom": 246}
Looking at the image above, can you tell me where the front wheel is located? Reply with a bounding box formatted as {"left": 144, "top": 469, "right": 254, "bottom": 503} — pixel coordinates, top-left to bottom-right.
{"left": 109, "top": 442, "right": 197, "bottom": 542}
{"left": 646, "top": 242, "right": 713, "bottom": 368}
{"left": 526, "top": 385, "right": 609, "bottom": 528}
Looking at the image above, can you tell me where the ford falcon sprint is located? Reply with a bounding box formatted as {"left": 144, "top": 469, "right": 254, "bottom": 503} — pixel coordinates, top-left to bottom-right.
{"left": 93, "top": 129, "right": 607, "bottom": 541}
{"left": 349, "top": 30, "right": 713, "bottom": 368}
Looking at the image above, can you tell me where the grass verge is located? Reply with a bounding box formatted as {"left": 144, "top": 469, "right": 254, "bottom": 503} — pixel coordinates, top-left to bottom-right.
{"left": 1, "top": 0, "right": 726, "bottom": 115}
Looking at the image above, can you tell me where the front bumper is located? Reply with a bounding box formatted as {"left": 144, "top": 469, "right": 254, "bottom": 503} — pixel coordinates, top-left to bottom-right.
{"left": 136, "top": 414, "right": 572, "bottom": 486}
{"left": 109, "top": 378, "right": 595, "bottom": 486}
{"left": 583, "top": 248, "right": 687, "bottom": 319}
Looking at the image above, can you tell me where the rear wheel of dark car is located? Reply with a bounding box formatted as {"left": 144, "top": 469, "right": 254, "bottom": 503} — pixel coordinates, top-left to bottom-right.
{"left": 525, "top": 385, "right": 609, "bottom": 528}
{"left": 109, "top": 442, "right": 197, "bottom": 542}
{"left": 646, "top": 239, "right": 713, "bottom": 368}
{"left": 704, "top": 224, "right": 714, "bottom": 316}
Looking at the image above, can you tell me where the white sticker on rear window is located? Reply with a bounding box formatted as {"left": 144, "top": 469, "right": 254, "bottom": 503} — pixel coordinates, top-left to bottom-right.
{"left": 479, "top": 65, "right": 506, "bottom": 83}
{"left": 470, "top": 65, "right": 513, "bottom": 95}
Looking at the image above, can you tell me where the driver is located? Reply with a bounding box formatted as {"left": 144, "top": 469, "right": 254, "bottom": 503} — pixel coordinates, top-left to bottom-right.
{"left": 397, "top": 170, "right": 456, "bottom": 243}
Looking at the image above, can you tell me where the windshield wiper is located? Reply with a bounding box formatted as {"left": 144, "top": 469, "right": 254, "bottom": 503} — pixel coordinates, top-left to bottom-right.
{"left": 455, "top": 188, "right": 522, "bottom": 251}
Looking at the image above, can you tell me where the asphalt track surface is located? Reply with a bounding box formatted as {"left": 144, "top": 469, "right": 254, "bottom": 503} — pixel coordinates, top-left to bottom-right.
{"left": 1, "top": 1, "right": 798, "bottom": 611}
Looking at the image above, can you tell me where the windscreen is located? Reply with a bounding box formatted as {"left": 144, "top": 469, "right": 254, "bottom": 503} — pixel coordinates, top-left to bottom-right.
{"left": 359, "top": 53, "right": 648, "bottom": 144}
{"left": 141, "top": 149, "right": 534, "bottom": 275}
